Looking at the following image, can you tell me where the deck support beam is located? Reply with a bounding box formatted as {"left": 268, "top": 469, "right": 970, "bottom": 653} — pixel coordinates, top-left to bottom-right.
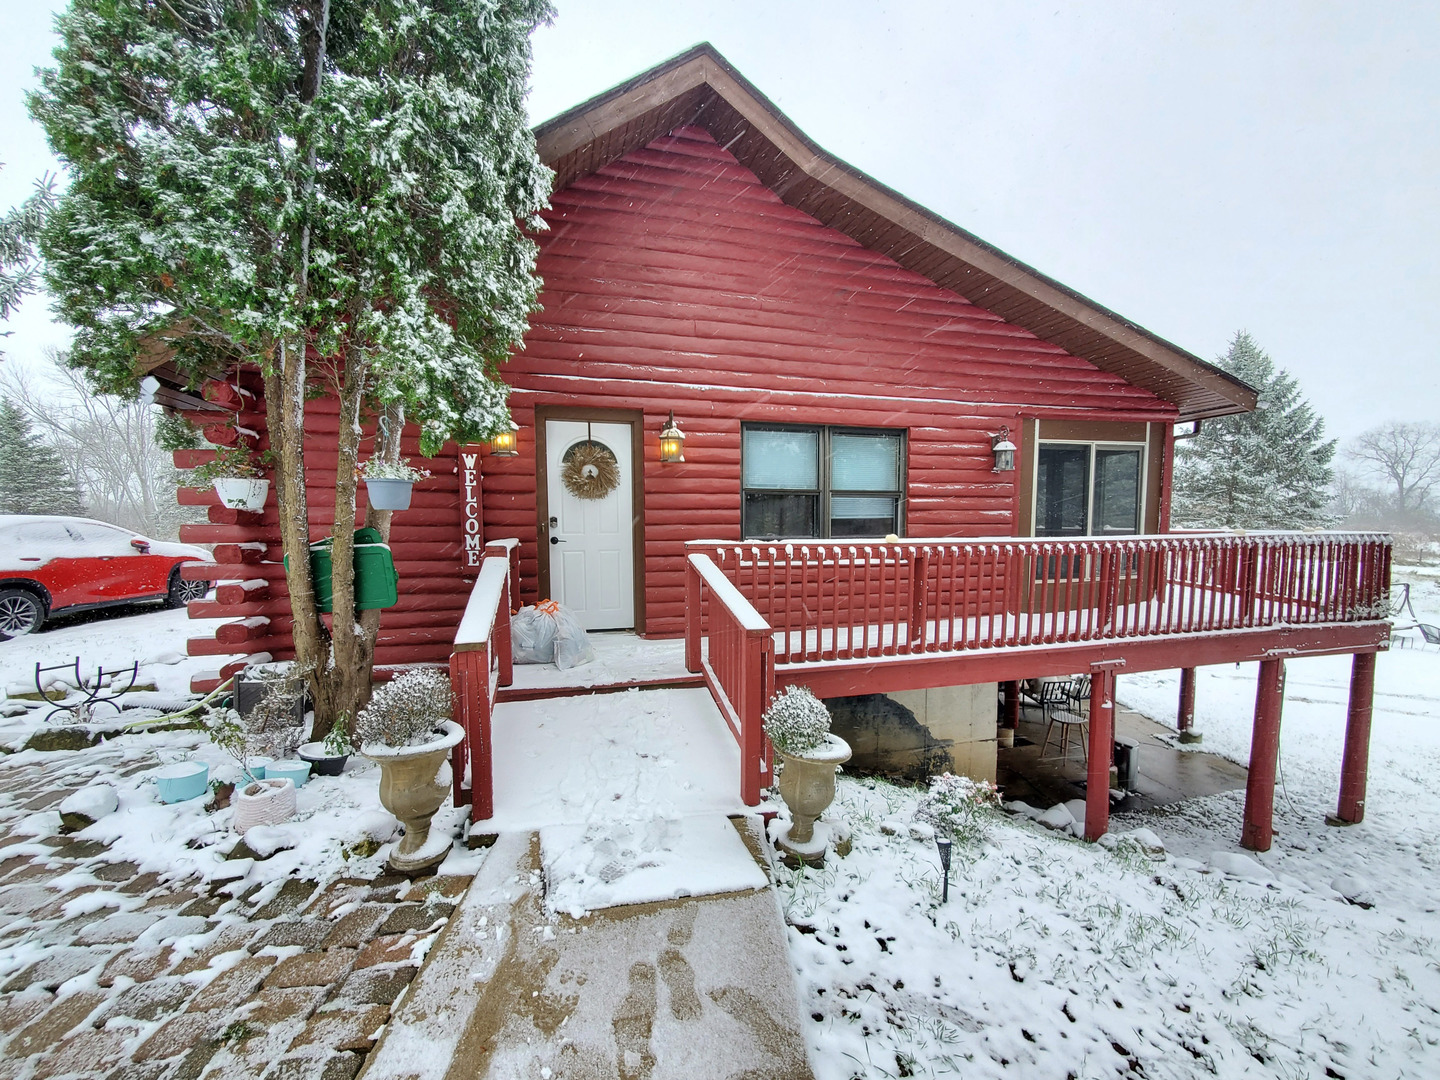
{"left": 1001, "top": 681, "right": 1020, "bottom": 730}
{"left": 1177, "top": 667, "right": 1200, "bottom": 742}
{"left": 1333, "top": 651, "right": 1377, "bottom": 825}
{"left": 1084, "top": 667, "right": 1116, "bottom": 841}
{"left": 1242, "top": 659, "right": 1286, "bottom": 852}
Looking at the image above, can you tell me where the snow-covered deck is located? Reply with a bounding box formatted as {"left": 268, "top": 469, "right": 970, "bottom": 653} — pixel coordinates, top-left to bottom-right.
{"left": 499, "top": 632, "right": 692, "bottom": 698}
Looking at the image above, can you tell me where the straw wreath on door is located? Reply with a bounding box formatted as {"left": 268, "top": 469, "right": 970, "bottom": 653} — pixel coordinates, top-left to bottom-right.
{"left": 560, "top": 428, "right": 620, "bottom": 501}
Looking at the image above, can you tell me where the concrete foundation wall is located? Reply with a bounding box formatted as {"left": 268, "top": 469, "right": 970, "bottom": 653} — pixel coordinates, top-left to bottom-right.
{"left": 824, "top": 683, "right": 998, "bottom": 783}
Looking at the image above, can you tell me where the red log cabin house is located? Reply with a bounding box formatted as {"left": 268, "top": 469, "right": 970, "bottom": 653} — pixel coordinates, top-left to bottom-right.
{"left": 162, "top": 46, "right": 1390, "bottom": 851}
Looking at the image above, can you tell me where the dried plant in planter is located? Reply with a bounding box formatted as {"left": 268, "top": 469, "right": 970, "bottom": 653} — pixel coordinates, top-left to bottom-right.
{"left": 206, "top": 665, "right": 307, "bottom": 781}
{"left": 356, "top": 668, "right": 452, "bottom": 749}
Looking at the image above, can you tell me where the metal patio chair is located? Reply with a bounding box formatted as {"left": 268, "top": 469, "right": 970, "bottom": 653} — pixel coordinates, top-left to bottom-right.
{"left": 1039, "top": 676, "right": 1089, "bottom": 762}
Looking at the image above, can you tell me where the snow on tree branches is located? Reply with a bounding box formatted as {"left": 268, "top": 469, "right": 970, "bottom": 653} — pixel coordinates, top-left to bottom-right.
{"left": 0, "top": 397, "right": 84, "bottom": 516}
{"left": 1172, "top": 331, "right": 1335, "bottom": 530}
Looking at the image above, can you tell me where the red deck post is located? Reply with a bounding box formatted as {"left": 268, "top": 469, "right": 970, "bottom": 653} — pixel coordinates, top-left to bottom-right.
{"left": 1084, "top": 667, "right": 1115, "bottom": 841}
{"left": 1242, "top": 658, "right": 1286, "bottom": 851}
{"left": 1001, "top": 680, "right": 1020, "bottom": 730}
{"left": 684, "top": 557, "right": 702, "bottom": 674}
{"left": 1177, "top": 667, "right": 1198, "bottom": 742}
{"left": 494, "top": 568, "right": 513, "bottom": 688}
{"left": 1334, "top": 651, "right": 1377, "bottom": 824}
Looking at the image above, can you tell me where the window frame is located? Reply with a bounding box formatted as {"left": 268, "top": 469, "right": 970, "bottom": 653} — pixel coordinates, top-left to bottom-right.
{"left": 740, "top": 422, "right": 907, "bottom": 540}
{"left": 1031, "top": 438, "right": 1148, "bottom": 539}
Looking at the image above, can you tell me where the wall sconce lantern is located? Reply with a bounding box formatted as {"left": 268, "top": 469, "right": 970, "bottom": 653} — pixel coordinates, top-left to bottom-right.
{"left": 991, "top": 427, "right": 1017, "bottom": 473}
{"left": 489, "top": 419, "right": 519, "bottom": 457}
{"left": 659, "top": 411, "right": 686, "bottom": 463}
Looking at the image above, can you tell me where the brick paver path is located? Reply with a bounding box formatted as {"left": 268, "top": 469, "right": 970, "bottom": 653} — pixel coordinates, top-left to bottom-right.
{"left": 0, "top": 743, "right": 472, "bottom": 1080}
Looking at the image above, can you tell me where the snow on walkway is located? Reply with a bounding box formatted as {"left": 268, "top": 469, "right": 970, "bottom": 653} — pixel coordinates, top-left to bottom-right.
{"left": 486, "top": 687, "right": 760, "bottom": 914}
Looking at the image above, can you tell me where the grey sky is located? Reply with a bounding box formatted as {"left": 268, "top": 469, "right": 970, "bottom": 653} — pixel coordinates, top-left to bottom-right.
{"left": 3, "top": 1, "right": 1435, "bottom": 442}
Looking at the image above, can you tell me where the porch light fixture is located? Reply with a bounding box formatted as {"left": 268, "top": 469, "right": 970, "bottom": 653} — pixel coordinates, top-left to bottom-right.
{"left": 659, "top": 411, "right": 686, "bottom": 463}
{"left": 489, "top": 419, "right": 519, "bottom": 457}
{"left": 991, "top": 427, "right": 1017, "bottom": 473}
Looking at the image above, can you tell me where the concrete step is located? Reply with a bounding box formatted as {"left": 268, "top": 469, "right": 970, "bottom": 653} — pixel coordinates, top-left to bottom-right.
{"left": 361, "top": 823, "right": 813, "bottom": 1080}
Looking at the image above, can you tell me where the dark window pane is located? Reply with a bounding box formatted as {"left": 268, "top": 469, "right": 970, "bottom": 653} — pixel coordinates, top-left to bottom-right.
{"left": 831, "top": 434, "right": 900, "bottom": 491}
{"left": 1036, "top": 445, "right": 1089, "bottom": 537}
{"left": 1093, "top": 449, "right": 1141, "bottom": 535}
{"left": 742, "top": 428, "right": 819, "bottom": 490}
{"left": 830, "top": 496, "right": 897, "bottom": 537}
{"left": 743, "top": 493, "right": 818, "bottom": 539}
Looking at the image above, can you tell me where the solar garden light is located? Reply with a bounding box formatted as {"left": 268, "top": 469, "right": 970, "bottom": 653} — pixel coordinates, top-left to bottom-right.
{"left": 935, "top": 835, "right": 953, "bottom": 903}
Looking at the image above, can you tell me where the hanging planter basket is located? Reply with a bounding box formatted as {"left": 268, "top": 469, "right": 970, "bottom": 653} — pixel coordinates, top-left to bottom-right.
{"left": 364, "top": 478, "right": 415, "bottom": 512}
{"left": 214, "top": 477, "right": 269, "bottom": 512}
{"left": 232, "top": 777, "right": 296, "bottom": 833}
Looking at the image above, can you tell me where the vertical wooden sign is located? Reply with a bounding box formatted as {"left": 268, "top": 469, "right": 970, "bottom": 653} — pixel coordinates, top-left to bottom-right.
{"left": 459, "top": 444, "right": 483, "bottom": 572}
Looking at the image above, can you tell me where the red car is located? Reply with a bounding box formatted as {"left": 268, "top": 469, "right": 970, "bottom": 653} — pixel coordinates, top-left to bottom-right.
{"left": 0, "top": 515, "right": 212, "bottom": 639}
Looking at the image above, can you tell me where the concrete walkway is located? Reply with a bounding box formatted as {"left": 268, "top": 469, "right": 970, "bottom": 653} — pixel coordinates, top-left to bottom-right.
{"left": 361, "top": 827, "right": 813, "bottom": 1080}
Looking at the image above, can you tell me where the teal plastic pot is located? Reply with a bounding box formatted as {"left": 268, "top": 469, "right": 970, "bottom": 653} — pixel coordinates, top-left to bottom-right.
{"left": 266, "top": 760, "right": 312, "bottom": 789}
{"left": 154, "top": 761, "right": 209, "bottom": 804}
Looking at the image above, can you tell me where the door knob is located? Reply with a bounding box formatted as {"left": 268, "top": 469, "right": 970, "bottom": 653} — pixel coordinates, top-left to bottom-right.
{"left": 550, "top": 536, "right": 565, "bottom": 545}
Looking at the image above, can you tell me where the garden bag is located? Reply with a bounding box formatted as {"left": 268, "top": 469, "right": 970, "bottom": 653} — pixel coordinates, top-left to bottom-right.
{"left": 511, "top": 600, "right": 596, "bottom": 669}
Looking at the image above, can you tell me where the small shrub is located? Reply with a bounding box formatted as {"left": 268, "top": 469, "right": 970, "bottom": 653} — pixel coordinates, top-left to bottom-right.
{"left": 915, "top": 772, "right": 1001, "bottom": 842}
{"left": 205, "top": 665, "right": 306, "bottom": 781}
{"left": 356, "top": 668, "right": 451, "bottom": 749}
{"left": 322, "top": 716, "right": 354, "bottom": 757}
{"left": 763, "top": 684, "right": 832, "bottom": 757}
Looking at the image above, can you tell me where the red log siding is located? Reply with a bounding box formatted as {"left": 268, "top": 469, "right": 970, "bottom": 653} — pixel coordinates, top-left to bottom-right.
{"left": 489, "top": 126, "right": 1176, "bottom": 636}
{"left": 178, "top": 386, "right": 467, "bottom": 678}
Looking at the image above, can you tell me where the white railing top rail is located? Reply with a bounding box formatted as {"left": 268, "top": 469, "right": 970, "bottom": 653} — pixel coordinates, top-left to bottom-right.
{"left": 687, "top": 553, "right": 771, "bottom": 633}
{"left": 685, "top": 531, "right": 1391, "bottom": 550}
{"left": 485, "top": 536, "right": 521, "bottom": 552}
{"left": 454, "top": 555, "right": 510, "bottom": 649}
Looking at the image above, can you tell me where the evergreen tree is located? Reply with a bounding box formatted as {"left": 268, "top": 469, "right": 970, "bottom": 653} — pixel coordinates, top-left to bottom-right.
{"left": 0, "top": 164, "right": 55, "bottom": 350}
{"left": 0, "top": 396, "right": 84, "bottom": 515}
{"left": 1173, "top": 331, "right": 1335, "bottom": 529}
{"left": 30, "top": 0, "right": 553, "bottom": 735}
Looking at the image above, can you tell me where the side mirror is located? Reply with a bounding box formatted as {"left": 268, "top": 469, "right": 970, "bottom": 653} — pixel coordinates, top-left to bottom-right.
{"left": 131, "top": 538, "right": 151, "bottom": 554}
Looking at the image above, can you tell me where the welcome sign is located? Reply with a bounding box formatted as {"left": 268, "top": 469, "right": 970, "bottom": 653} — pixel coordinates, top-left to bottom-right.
{"left": 459, "top": 444, "right": 483, "bottom": 570}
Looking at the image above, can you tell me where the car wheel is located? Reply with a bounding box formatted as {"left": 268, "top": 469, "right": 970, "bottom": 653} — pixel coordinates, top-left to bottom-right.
{"left": 166, "top": 567, "right": 211, "bottom": 608}
{"left": 0, "top": 588, "right": 45, "bottom": 639}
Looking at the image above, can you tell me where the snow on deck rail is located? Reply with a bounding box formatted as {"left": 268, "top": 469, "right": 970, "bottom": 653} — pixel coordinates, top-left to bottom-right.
{"left": 454, "top": 556, "right": 510, "bottom": 649}
{"left": 686, "top": 553, "right": 769, "bottom": 632}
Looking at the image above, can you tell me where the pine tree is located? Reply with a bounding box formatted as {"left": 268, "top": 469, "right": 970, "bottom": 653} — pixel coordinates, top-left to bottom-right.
{"left": 30, "top": 0, "right": 553, "bottom": 736}
{"left": 1173, "top": 331, "right": 1335, "bottom": 529}
{"left": 0, "top": 396, "right": 84, "bottom": 515}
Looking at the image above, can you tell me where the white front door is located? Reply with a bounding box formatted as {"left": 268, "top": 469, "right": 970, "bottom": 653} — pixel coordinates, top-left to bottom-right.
{"left": 545, "top": 419, "right": 635, "bottom": 630}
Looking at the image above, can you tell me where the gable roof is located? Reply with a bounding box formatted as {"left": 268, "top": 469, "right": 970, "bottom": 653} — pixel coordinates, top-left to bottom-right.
{"left": 534, "top": 44, "right": 1255, "bottom": 422}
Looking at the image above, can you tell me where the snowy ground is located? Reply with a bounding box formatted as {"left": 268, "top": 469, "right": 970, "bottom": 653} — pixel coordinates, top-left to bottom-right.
{"left": 777, "top": 571, "right": 1440, "bottom": 1079}
{"left": 0, "top": 606, "right": 231, "bottom": 711}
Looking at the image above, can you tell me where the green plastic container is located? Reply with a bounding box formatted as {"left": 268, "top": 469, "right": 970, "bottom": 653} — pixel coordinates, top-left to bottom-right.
{"left": 285, "top": 527, "right": 398, "bottom": 613}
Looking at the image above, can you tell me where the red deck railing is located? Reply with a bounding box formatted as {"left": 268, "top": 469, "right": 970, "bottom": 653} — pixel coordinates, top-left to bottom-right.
{"left": 685, "top": 532, "right": 1391, "bottom": 664}
{"left": 685, "top": 553, "right": 774, "bottom": 806}
{"left": 450, "top": 542, "right": 516, "bottom": 821}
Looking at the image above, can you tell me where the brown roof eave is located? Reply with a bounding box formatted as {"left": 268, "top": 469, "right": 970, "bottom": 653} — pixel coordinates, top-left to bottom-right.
{"left": 533, "top": 44, "right": 1258, "bottom": 423}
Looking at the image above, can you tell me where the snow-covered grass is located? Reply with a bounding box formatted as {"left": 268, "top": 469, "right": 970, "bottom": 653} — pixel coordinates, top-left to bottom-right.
{"left": 780, "top": 634, "right": 1440, "bottom": 1077}
{"left": 0, "top": 605, "right": 231, "bottom": 706}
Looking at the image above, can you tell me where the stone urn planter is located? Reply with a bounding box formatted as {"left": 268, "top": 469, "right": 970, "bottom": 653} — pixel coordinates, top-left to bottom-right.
{"left": 775, "top": 733, "right": 852, "bottom": 863}
{"left": 363, "top": 720, "right": 464, "bottom": 872}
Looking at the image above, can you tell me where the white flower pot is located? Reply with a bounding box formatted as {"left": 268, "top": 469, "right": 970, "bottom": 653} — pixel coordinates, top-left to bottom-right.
{"left": 214, "top": 477, "right": 269, "bottom": 512}
{"left": 233, "top": 777, "right": 296, "bottom": 832}
{"left": 364, "top": 477, "right": 414, "bottom": 511}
